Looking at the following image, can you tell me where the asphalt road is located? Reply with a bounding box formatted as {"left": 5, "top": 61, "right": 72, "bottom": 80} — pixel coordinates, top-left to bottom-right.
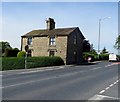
{"left": 1, "top": 61, "right": 120, "bottom": 101}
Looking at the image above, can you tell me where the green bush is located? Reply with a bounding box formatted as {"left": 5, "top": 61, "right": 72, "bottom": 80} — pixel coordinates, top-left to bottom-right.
{"left": 99, "top": 54, "right": 109, "bottom": 60}
{"left": 83, "top": 52, "right": 98, "bottom": 62}
{"left": 17, "top": 51, "right": 26, "bottom": 57}
{"left": 5, "top": 48, "right": 19, "bottom": 57}
{"left": 2, "top": 56, "right": 64, "bottom": 70}
{"left": 27, "top": 56, "right": 64, "bottom": 68}
{"left": 2, "top": 57, "right": 25, "bottom": 70}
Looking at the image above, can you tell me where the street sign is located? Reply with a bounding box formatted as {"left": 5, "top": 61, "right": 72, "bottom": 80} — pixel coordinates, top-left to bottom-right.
{"left": 25, "top": 45, "right": 29, "bottom": 52}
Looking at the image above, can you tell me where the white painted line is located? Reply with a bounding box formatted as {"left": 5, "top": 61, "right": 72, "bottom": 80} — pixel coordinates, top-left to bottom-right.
{"left": 105, "top": 64, "right": 113, "bottom": 68}
{"left": 116, "top": 80, "right": 119, "bottom": 83}
{"left": 89, "top": 94, "right": 104, "bottom": 100}
{"left": 91, "top": 67, "right": 102, "bottom": 70}
{"left": 99, "top": 90, "right": 105, "bottom": 94}
{"left": 59, "top": 66, "right": 65, "bottom": 68}
{"left": 21, "top": 70, "right": 42, "bottom": 74}
{"left": 88, "top": 94, "right": 120, "bottom": 100}
{"left": 98, "top": 79, "right": 120, "bottom": 94}
{"left": 109, "top": 84, "right": 114, "bottom": 87}
{"left": 105, "top": 87, "right": 110, "bottom": 90}
{"left": 2, "top": 76, "right": 57, "bottom": 89}
{"left": 113, "top": 81, "right": 117, "bottom": 85}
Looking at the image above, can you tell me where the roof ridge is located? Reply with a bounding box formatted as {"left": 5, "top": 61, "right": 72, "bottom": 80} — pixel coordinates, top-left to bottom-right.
{"left": 21, "top": 27, "right": 80, "bottom": 37}
{"left": 31, "top": 27, "right": 78, "bottom": 31}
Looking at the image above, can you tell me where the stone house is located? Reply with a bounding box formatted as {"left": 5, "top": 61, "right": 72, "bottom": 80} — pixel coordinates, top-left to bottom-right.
{"left": 21, "top": 18, "right": 85, "bottom": 64}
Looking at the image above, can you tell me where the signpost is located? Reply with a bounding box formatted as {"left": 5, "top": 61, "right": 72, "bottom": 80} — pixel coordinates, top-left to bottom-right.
{"left": 25, "top": 45, "right": 29, "bottom": 69}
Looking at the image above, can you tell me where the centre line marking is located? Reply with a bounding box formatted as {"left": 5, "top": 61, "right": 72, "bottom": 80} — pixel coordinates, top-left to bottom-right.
{"left": 99, "top": 79, "right": 120, "bottom": 94}
{"left": 99, "top": 90, "right": 105, "bottom": 94}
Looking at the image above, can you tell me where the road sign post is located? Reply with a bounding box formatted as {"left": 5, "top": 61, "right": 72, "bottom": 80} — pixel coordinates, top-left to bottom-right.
{"left": 25, "top": 45, "right": 29, "bottom": 69}
{"left": 25, "top": 52, "right": 27, "bottom": 69}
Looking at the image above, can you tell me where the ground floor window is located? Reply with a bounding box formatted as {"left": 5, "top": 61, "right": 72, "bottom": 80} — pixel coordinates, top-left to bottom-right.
{"left": 49, "top": 51, "right": 55, "bottom": 56}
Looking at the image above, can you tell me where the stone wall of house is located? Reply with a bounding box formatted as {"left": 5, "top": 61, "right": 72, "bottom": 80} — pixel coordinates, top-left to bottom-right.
{"left": 32, "top": 37, "right": 48, "bottom": 56}
{"left": 22, "top": 36, "right": 68, "bottom": 64}
{"left": 21, "top": 38, "right": 27, "bottom": 51}
{"left": 55, "top": 36, "right": 67, "bottom": 63}
{"left": 66, "top": 28, "right": 83, "bottom": 64}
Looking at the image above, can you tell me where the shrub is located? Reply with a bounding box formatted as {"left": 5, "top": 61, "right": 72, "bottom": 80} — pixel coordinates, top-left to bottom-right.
{"left": 17, "top": 51, "right": 26, "bottom": 57}
{"left": 99, "top": 54, "right": 109, "bottom": 60}
{"left": 5, "top": 48, "right": 19, "bottom": 57}
{"left": 27, "top": 56, "right": 64, "bottom": 68}
{"left": 2, "top": 57, "right": 25, "bottom": 70}
{"left": 2, "top": 56, "right": 64, "bottom": 70}
{"left": 83, "top": 52, "right": 98, "bottom": 62}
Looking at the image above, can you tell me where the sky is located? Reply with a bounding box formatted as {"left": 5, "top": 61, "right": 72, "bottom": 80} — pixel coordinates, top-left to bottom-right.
{"left": 1, "top": 1, "right": 119, "bottom": 54}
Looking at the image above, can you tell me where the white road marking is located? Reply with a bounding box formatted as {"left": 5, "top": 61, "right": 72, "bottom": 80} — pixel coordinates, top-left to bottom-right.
{"left": 89, "top": 79, "right": 120, "bottom": 101}
{"left": 105, "top": 87, "right": 110, "bottom": 90}
{"left": 99, "top": 90, "right": 105, "bottom": 94}
{"left": 90, "top": 67, "right": 102, "bottom": 70}
{"left": 109, "top": 84, "right": 114, "bottom": 87}
{"left": 98, "top": 79, "right": 119, "bottom": 94}
{"left": 3, "top": 66, "right": 66, "bottom": 76}
{"left": 89, "top": 94, "right": 120, "bottom": 100}
{"left": 2, "top": 76, "right": 58, "bottom": 89}
{"left": 2, "top": 62, "right": 113, "bottom": 76}
{"left": 21, "top": 70, "right": 44, "bottom": 74}
{"left": 104, "top": 63, "right": 115, "bottom": 68}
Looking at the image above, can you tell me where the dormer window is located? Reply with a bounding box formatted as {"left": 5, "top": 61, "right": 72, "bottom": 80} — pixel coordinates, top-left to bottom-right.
{"left": 28, "top": 37, "right": 32, "bottom": 45}
{"left": 49, "top": 37, "right": 55, "bottom": 46}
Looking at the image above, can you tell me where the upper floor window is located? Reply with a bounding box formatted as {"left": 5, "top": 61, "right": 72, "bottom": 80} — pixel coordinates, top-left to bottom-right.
{"left": 49, "top": 37, "right": 55, "bottom": 46}
{"left": 74, "top": 35, "right": 77, "bottom": 45}
{"left": 28, "top": 37, "right": 32, "bottom": 45}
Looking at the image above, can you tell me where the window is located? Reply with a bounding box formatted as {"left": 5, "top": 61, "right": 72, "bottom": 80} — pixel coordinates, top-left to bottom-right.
{"left": 49, "top": 51, "right": 55, "bottom": 56}
{"left": 49, "top": 37, "right": 55, "bottom": 46}
{"left": 73, "top": 34, "right": 77, "bottom": 44}
{"left": 28, "top": 37, "right": 32, "bottom": 45}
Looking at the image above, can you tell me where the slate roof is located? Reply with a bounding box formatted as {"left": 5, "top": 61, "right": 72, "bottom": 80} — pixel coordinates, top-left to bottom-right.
{"left": 22, "top": 27, "right": 85, "bottom": 39}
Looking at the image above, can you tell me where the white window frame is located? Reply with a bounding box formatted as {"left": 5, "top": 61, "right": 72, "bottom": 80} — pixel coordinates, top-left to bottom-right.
{"left": 28, "top": 37, "right": 32, "bottom": 45}
{"left": 49, "top": 37, "right": 55, "bottom": 46}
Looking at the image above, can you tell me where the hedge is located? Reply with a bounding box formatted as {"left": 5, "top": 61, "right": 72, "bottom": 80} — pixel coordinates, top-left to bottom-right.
{"left": 2, "top": 56, "right": 65, "bottom": 71}
{"left": 99, "top": 54, "right": 109, "bottom": 60}
{"left": 83, "top": 52, "right": 98, "bottom": 62}
{"left": 4, "top": 48, "right": 19, "bottom": 57}
{"left": 2, "top": 57, "right": 25, "bottom": 70}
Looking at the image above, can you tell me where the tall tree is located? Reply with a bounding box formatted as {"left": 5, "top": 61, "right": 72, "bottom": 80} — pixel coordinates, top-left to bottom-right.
{"left": 83, "top": 40, "right": 90, "bottom": 52}
{"left": 114, "top": 35, "right": 120, "bottom": 49}
{"left": 0, "top": 42, "right": 12, "bottom": 56}
{"left": 101, "top": 47, "right": 108, "bottom": 54}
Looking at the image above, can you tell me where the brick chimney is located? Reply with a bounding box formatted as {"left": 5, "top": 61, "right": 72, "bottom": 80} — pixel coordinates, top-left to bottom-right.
{"left": 46, "top": 18, "right": 55, "bottom": 30}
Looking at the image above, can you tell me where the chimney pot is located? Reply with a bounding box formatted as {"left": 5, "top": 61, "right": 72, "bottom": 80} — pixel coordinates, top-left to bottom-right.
{"left": 46, "top": 18, "right": 55, "bottom": 30}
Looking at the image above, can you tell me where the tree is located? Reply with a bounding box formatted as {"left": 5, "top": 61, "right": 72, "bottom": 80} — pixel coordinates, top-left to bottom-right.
{"left": 101, "top": 47, "right": 108, "bottom": 54}
{"left": 83, "top": 40, "right": 90, "bottom": 52}
{"left": 0, "top": 41, "right": 12, "bottom": 53}
{"left": 0, "top": 41, "right": 20, "bottom": 57}
{"left": 114, "top": 35, "right": 120, "bottom": 49}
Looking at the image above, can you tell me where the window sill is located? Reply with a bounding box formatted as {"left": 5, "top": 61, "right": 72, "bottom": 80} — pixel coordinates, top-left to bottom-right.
{"left": 49, "top": 45, "right": 56, "bottom": 47}
{"left": 28, "top": 45, "right": 33, "bottom": 47}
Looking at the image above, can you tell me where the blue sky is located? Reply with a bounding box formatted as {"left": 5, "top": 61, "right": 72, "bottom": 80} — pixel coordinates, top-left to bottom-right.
{"left": 1, "top": 1, "right": 119, "bottom": 53}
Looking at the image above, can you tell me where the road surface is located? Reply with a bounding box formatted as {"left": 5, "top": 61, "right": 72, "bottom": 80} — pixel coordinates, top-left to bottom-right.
{"left": 1, "top": 61, "right": 120, "bottom": 101}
